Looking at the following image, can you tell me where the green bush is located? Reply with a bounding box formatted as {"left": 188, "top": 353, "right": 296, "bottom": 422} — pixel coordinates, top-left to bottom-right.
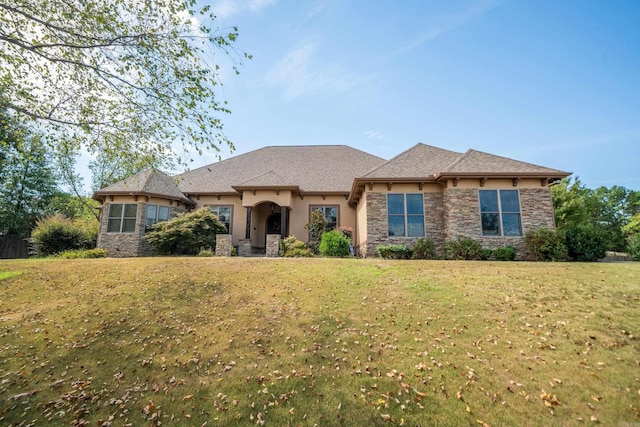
{"left": 31, "top": 215, "right": 86, "bottom": 256}
{"left": 280, "top": 236, "right": 313, "bottom": 257}
{"left": 197, "top": 248, "right": 214, "bottom": 257}
{"left": 377, "top": 244, "right": 413, "bottom": 259}
{"left": 525, "top": 227, "right": 568, "bottom": 261}
{"left": 564, "top": 224, "right": 607, "bottom": 262}
{"left": 493, "top": 246, "right": 516, "bottom": 261}
{"left": 145, "top": 208, "right": 227, "bottom": 255}
{"left": 319, "top": 230, "right": 351, "bottom": 257}
{"left": 58, "top": 248, "right": 108, "bottom": 259}
{"left": 627, "top": 234, "right": 640, "bottom": 261}
{"left": 411, "top": 238, "right": 437, "bottom": 260}
{"left": 445, "top": 237, "right": 485, "bottom": 260}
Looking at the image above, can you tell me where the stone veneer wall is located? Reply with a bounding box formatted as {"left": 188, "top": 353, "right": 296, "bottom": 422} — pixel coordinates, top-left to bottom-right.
{"left": 97, "top": 202, "right": 185, "bottom": 257}
{"left": 266, "top": 234, "right": 281, "bottom": 257}
{"left": 360, "top": 192, "right": 446, "bottom": 257}
{"left": 443, "top": 186, "right": 557, "bottom": 258}
{"left": 215, "top": 234, "right": 232, "bottom": 256}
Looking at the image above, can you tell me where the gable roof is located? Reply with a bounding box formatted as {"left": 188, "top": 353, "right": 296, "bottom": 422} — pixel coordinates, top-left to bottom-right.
{"left": 93, "top": 169, "right": 193, "bottom": 204}
{"left": 176, "top": 145, "right": 386, "bottom": 194}
{"left": 363, "top": 143, "right": 462, "bottom": 179}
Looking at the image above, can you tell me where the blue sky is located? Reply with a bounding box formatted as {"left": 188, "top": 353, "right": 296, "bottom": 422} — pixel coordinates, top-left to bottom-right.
{"left": 187, "top": 0, "right": 640, "bottom": 190}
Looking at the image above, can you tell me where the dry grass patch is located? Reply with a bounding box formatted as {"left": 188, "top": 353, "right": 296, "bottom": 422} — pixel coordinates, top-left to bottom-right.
{"left": 0, "top": 258, "right": 638, "bottom": 426}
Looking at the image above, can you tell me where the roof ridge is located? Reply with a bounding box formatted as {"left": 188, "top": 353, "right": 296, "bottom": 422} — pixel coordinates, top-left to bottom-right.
{"left": 441, "top": 149, "right": 472, "bottom": 173}
{"left": 361, "top": 143, "right": 423, "bottom": 178}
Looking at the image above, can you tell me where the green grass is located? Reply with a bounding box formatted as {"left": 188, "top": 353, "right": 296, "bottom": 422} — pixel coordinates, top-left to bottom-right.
{"left": 0, "top": 271, "right": 21, "bottom": 281}
{"left": 0, "top": 258, "right": 638, "bottom": 426}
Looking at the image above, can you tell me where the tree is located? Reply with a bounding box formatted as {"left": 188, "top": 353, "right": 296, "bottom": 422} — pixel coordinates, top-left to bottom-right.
{"left": 552, "top": 177, "right": 639, "bottom": 253}
{"left": 0, "top": 112, "right": 59, "bottom": 237}
{"left": 551, "top": 178, "right": 592, "bottom": 229}
{"left": 0, "top": 0, "right": 248, "bottom": 172}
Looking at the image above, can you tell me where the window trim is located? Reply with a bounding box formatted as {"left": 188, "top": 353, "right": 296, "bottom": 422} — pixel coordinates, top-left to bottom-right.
{"left": 107, "top": 203, "right": 138, "bottom": 233}
{"left": 206, "top": 205, "right": 233, "bottom": 233}
{"left": 387, "top": 193, "right": 425, "bottom": 238}
{"left": 309, "top": 205, "right": 339, "bottom": 230}
{"left": 478, "top": 189, "right": 523, "bottom": 237}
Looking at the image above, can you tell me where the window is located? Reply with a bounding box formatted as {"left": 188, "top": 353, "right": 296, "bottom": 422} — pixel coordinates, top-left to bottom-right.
{"left": 145, "top": 204, "right": 170, "bottom": 231}
{"left": 311, "top": 206, "right": 338, "bottom": 230}
{"left": 107, "top": 203, "right": 137, "bottom": 233}
{"left": 479, "top": 190, "right": 522, "bottom": 236}
{"left": 387, "top": 194, "right": 425, "bottom": 237}
{"left": 208, "top": 205, "right": 232, "bottom": 232}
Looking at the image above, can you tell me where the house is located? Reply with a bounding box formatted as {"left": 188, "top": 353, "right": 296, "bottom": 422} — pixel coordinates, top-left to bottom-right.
{"left": 92, "top": 143, "right": 570, "bottom": 257}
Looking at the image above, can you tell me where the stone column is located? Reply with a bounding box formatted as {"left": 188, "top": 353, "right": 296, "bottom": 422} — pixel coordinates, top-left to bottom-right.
{"left": 266, "top": 234, "right": 281, "bottom": 257}
{"left": 215, "top": 234, "right": 232, "bottom": 256}
{"left": 238, "top": 239, "right": 252, "bottom": 257}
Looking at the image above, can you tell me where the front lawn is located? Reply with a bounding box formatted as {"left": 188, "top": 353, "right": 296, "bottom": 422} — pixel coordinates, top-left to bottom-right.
{"left": 0, "top": 258, "right": 638, "bottom": 426}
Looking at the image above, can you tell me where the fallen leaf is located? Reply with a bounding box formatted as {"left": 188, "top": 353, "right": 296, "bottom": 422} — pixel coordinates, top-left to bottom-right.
{"left": 182, "top": 394, "right": 194, "bottom": 400}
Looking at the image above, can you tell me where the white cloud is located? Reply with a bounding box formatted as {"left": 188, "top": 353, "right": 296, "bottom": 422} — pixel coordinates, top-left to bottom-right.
{"left": 392, "top": 0, "right": 505, "bottom": 57}
{"left": 266, "top": 39, "right": 373, "bottom": 101}
{"left": 365, "top": 131, "right": 386, "bottom": 140}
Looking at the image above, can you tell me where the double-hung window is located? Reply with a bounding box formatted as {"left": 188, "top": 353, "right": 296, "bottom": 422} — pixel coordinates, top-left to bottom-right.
{"left": 208, "top": 206, "right": 232, "bottom": 233}
{"left": 107, "top": 203, "right": 137, "bottom": 233}
{"left": 145, "top": 205, "right": 170, "bottom": 231}
{"left": 387, "top": 194, "right": 425, "bottom": 237}
{"left": 479, "top": 190, "right": 522, "bottom": 236}
{"left": 310, "top": 206, "right": 338, "bottom": 230}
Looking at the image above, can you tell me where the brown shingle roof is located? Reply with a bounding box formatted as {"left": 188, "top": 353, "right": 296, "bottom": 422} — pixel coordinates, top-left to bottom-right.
{"left": 176, "top": 145, "right": 386, "bottom": 194}
{"left": 93, "top": 169, "right": 193, "bottom": 204}
{"left": 440, "top": 149, "right": 569, "bottom": 175}
{"left": 363, "top": 143, "right": 462, "bottom": 179}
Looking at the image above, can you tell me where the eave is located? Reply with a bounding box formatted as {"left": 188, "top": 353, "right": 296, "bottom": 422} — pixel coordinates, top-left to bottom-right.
{"left": 92, "top": 190, "right": 196, "bottom": 207}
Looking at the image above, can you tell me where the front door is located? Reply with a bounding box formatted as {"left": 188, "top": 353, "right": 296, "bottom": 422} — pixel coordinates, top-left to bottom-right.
{"left": 266, "top": 213, "right": 281, "bottom": 235}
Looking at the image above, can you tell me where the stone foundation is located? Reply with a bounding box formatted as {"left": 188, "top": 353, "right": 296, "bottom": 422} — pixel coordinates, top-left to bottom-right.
{"left": 266, "top": 234, "right": 280, "bottom": 257}
{"left": 215, "top": 234, "right": 232, "bottom": 256}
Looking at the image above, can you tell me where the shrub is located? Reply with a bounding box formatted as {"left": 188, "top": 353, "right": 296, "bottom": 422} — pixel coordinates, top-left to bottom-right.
{"left": 31, "top": 215, "right": 86, "bottom": 256}
{"left": 280, "top": 236, "right": 313, "bottom": 257}
{"left": 145, "top": 208, "right": 227, "bottom": 255}
{"left": 378, "top": 244, "right": 413, "bottom": 259}
{"left": 197, "top": 248, "right": 214, "bottom": 257}
{"left": 58, "top": 248, "right": 108, "bottom": 259}
{"left": 411, "top": 238, "right": 437, "bottom": 260}
{"left": 307, "top": 240, "right": 320, "bottom": 255}
{"left": 564, "top": 224, "right": 607, "bottom": 262}
{"left": 627, "top": 234, "right": 640, "bottom": 261}
{"left": 319, "top": 230, "right": 351, "bottom": 257}
{"left": 445, "top": 237, "right": 485, "bottom": 260}
{"left": 493, "top": 246, "right": 516, "bottom": 261}
{"left": 525, "top": 227, "right": 568, "bottom": 261}
{"left": 305, "top": 210, "right": 330, "bottom": 240}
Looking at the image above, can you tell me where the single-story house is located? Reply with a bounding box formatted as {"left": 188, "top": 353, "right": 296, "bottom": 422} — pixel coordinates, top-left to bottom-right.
{"left": 92, "top": 143, "right": 570, "bottom": 257}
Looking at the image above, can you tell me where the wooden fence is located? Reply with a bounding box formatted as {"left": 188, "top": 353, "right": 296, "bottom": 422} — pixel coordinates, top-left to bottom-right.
{"left": 0, "top": 235, "right": 29, "bottom": 259}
